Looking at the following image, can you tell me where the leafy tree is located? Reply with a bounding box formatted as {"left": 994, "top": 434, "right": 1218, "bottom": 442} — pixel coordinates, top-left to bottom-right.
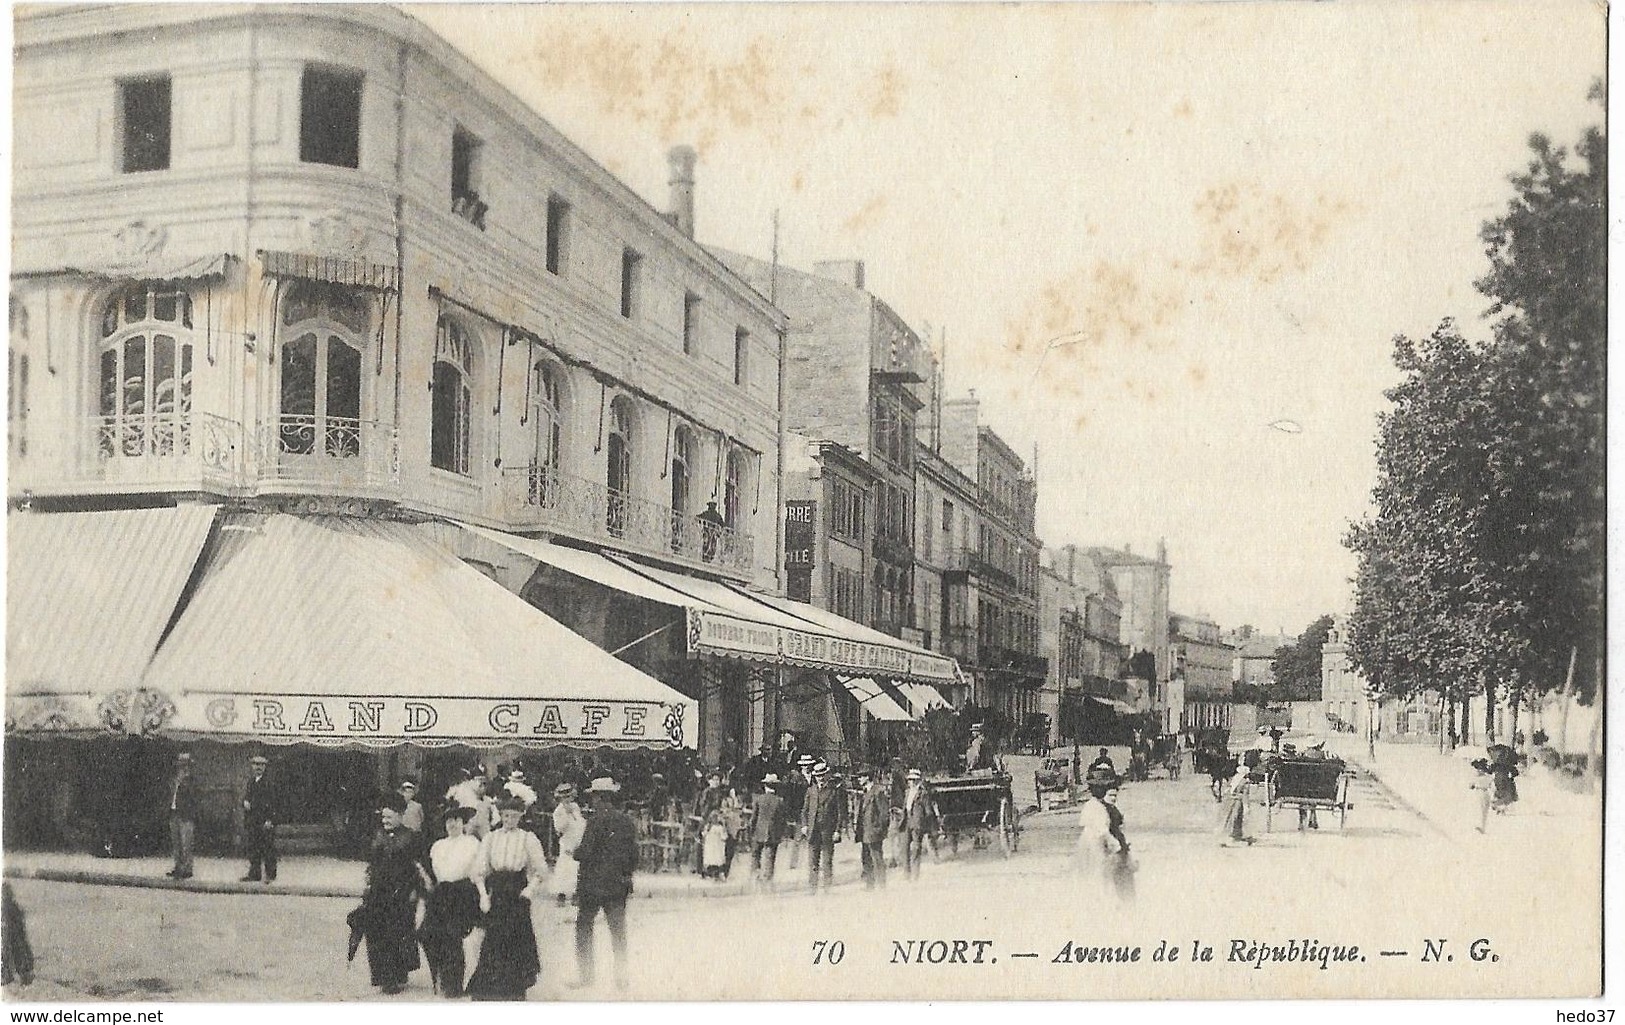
{"left": 1345, "top": 89, "right": 1605, "bottom": 746}
{"left": 1269, "top": 614, "right": 1336, "bottom": 702}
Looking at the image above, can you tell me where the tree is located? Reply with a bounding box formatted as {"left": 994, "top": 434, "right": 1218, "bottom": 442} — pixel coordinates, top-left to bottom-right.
{"left": 1344, "top": 89, "right": 1605, "bottom": 747}
{"left": 1269, "top": 614, "right": 1336, "bottom": 702}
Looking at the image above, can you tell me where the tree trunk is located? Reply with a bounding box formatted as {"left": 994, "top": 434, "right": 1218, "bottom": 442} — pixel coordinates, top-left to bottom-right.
{"left": 1587, "top": 655, "right": 1603, "bottom": 790}
{"left": 1459, "top": 694, "right": 1472, "bottom": 747}
{"left": 1483, "top": 674, "right": 1495, "bottom": 744}
{"left": 1444, "top": 693, "right": 1456, "bottom": 750}
{"left": 1509, "top": 686, "right": 1521, "bottom": 750}
{"left": 1558, "top": 646, "right": 1577, "bottom": 756}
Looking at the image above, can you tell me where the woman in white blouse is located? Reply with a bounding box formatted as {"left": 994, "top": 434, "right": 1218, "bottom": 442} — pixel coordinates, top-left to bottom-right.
{"left": 466, "top": 797, "right": 547, "bottom": 1000}
{"left": 550, "top": 783, "right": 587, "bottom": 906}
{"left": 419, "top": 807, "right": 482, "bottom": 997}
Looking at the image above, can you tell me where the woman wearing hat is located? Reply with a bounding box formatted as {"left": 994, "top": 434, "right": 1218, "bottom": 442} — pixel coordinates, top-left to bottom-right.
{"left": 1075, "top": 768, "right": 1128, "bottom": 902}
{"left": 467, "top": 796, "right": 546, "bottom": 1000}
{"left": 550, "top": 782, "right": 586, "bottom": 905}
{"left": 1219, "top": 762, "right": 1255, "bottom": 847}
{"left": 420, "top": 807, "right": 482, "bottom": 997}
{"left": 361, "top": 794, "right": 429, "bottom": 995}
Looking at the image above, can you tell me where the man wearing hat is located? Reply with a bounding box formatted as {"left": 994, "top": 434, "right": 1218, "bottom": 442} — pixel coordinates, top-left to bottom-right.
{"left": 857, "top": 766, "right": 892, "bottom": 889}
{"left": 899, "top": 768, "right": 940, "bottom": 880}
{"left": 783, "top": 754, "right": 815, "bottom": 870}
{"left": 740, "top": 742, "right": 776, "bottom": 794}
{"left": 749, "top": 773, "right": 788, "bottom": 888}
{"left": 570, "top": 778, "right": 638, "bottom": 991}
{"left": 165, "top": 752, "right": 199, "bottom": 880}
{"left": 800, "top": 762, "right": 847, "bottom": 892}
{"left": 964, "top": 722, "right": 995, "bottom": 774}
{"left": 504, "top": 769, "right": 538, "bottom": 809}
{"left": 397, "top": 780, "right": 425, "bottom": 835}
{"left": 550, "top": 782, "right": 586, "bottom": 905}
{"left": 241, "top": 754, "right": 279, "bottom": 883}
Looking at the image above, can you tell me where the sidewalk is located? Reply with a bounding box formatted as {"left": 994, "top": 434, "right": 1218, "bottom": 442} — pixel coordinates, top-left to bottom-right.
{"left": 1324, "top": 733, "right": 1601, "bottom": 842}
{"left": 2, "top": 841, "right": 871, "bottom": 902}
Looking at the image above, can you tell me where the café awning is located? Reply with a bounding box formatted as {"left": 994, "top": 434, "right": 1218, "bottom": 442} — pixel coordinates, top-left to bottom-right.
{"left": 839, "top": 677, "right": 915, "bottom": 722}
{"left": 453, "top": 522, "right": 962, "bottom": 687}
{"left": 135, "top": 514, "right": 695, "bottom": 749}
{"left": 6, "top": 505, "right": 219, "bottom": 735}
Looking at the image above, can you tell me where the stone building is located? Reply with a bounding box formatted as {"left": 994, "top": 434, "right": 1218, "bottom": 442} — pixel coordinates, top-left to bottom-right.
{"left": 5, "top": 4, "right": 954, "bottom": 853}
{"left": 1171, "top": 611, "right": 1236, "bottom": 730}
{"left": 1085, "top": 543, "right": 1172, "bottom": 721}
{"left": 939, "top": 395, "right": 1046, "bottom": 727}
{"left": 915, "top": 444, "right": 981, "bottom": 709}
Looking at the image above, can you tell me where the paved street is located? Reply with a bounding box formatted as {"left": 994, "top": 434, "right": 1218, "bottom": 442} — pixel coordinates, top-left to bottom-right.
{"left": 5, "top": 751, "right": 1600, "bottom": 1002}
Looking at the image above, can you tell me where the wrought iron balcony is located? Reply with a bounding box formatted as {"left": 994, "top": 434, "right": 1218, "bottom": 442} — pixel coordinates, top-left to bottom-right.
{"left": 256, "top": 416, "right": 399, "bottom": 494}
{"left": 500, "top": 464, "right": 755, "bottom": 577}
{"left": 11, "top": 412, "right": 244, "bottom": 496}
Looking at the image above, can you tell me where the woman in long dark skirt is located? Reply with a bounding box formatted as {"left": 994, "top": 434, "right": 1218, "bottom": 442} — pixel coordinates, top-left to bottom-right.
{"left": 467, "top": 796, "right": 547, "bottom": 1001}
{"left": 420, "top": 807, "right": 483, "bottom": 997}
{"left": 364, "top": 796, "right": 428, "bottom": 995}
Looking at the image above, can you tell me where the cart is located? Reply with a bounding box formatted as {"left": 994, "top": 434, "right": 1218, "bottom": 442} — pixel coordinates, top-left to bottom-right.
{"left": 1264, "top": 757, "right": 1354, "bottom": 831}
{"left": 930, "top": 772, "right": 1021, "bottom": 857}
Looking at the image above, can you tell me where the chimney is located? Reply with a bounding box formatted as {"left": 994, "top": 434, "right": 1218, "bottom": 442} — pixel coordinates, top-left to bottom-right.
{"left": 813, "top": 260, "right": 866, "bottom": 290}
{"left": 667, "top": 145, "right": 697, "bottom": 239}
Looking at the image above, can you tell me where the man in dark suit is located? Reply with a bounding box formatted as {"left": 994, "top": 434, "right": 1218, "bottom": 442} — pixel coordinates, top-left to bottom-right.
{"left": 570, "top": 777, "right": 638, "bottom": 991}
{"left": 801, "top": 762, "right": 847, "bottom": 893}
{"left": 166, "top": 752, "right": 199, "bottom": 880}
{"left": 857, "top": 766, "right": 891, "bottom": 889}
{"left": 241, "top": 754, "right": 278, "bottom": 883}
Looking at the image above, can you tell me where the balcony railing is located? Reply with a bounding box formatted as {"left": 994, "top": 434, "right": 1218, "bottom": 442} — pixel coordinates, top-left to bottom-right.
{"left": 257, "top": 416, "right": 399, "bottom": 493}
{"left": 12, "top": 412, "right": 244, "bottom": 493}
{"left": 945, "top": 546, "right": 1016, "bottom": 587}
{"left": 501, "top": 464, "right": 755, "bottom": 576}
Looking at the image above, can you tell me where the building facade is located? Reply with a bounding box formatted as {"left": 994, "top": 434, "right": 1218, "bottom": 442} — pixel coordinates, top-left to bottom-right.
{"left": 1085, "top": 544, "right": 1172, "bottom": 719}
{"left": 940, "top": 396, "right": 1046, "bottom": 726}
{"left": 7, "top": 4, "right": 958, "bottom": 852}
{"left": 1171, "top": 611, "right": 1236, "bottom": 730}
{"left": 915, "top": 444, "right": 981, "bottom": 708}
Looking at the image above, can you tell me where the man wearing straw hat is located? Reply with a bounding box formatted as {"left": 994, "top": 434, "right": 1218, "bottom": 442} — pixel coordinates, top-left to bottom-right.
{"left": 749, "top": 773, "right": 788, "bottom": 888}
{"left": 569, "top": 777, "right": 638, "bottom": 991}
{"left": 801, "top": 762, "right": 847, "bottom": 893}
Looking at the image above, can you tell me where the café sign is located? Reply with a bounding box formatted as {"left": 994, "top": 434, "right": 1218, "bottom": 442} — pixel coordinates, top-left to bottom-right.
{"left": 687, "top": 609, "right": 959, "bottom": 683}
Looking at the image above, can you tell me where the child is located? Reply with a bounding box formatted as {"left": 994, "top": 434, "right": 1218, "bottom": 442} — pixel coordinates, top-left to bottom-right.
{"left": 701, "top": 810, "right": 730, "bottom": 880}
{"left": 720, "top": 786, "right": 746, "bottom": 879}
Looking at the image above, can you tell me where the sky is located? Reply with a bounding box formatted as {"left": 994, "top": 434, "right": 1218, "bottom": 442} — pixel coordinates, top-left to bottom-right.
{"left": 410, "top": 0, "right": 1605, "bottom": 635}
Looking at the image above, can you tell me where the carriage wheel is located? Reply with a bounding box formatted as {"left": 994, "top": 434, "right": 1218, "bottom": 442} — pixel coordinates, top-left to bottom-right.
{"left": 998, "top": 797, "right": 1017, "bottom": 858}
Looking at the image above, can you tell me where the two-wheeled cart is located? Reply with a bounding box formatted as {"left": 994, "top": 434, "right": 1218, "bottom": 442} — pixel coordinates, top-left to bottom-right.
{"left": 930, "top": 772, "right": 1021, "bottom": 857}
{"left": 1263, "top": 757, "right": 1354, "bottom": 831}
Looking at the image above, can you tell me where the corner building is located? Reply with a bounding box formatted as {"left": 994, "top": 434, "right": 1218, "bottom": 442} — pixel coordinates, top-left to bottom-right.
{"left": 7, "top": 4, "right": 953, "bottom": 854}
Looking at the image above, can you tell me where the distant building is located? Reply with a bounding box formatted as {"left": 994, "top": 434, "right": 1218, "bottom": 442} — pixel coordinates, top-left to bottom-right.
{"left": 940, "top": 394, "right": 1046, "bottom": 726}
{"left": 915, "top": 444, "right": 981, "bottom": 708}
{"left": 1171, "top": 612, "right": 1235, "bottom": 730}
{"left": 1043, "top": 545, "right": 1130, "bottom": 742}
{"left": 1085, "top": 543, "right": 1172, "bottom": 719}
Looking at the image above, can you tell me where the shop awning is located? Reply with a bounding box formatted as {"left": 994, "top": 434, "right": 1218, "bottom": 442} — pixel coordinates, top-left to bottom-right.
{"left": 11, "top": 252, "right": 234, "bottom": 283}
{"left": 897, "top": 682, "right": 951, "bottom": 715}
{"left": 1086, "top": 695, "right": 1139, "bottom": 715}
{"left": 452, "top": 521, "right": 962, "bottom": 687}
{"left": 136, "top": 514, "right": 696, "bottom": 749}
{"left": 839, "top": 677, "right": 914, "bottom": 722}
{"left": 6, "top": 506, "right": 220, "bottom": 734}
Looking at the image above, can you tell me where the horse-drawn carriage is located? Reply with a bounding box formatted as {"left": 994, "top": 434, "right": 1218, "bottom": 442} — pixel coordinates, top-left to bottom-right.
{"left": 930, "top": 772, "right": 1021, "bottom": 857}
{"left": 1262, "top": 756, "right": 1354, "bottom": 830}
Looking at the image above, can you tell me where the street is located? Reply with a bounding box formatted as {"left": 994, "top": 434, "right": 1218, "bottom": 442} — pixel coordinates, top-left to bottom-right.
{"left": 5, "top": 758, "right": 1600, "bottom": 1002}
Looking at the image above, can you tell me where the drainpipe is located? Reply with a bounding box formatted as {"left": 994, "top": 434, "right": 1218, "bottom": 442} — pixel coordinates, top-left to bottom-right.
{"left": 392, "top": 41, "right": 408, "bottom": 453}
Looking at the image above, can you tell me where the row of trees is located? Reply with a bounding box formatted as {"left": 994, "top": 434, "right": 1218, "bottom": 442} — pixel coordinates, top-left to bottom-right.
{"left": 1343, "top": 85, "right": 1605, "bottom": 748}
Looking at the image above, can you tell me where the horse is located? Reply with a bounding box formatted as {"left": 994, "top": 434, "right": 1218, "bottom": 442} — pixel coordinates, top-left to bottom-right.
{"left": 1195, "top": 746, "right": 1237, "bottom": 802}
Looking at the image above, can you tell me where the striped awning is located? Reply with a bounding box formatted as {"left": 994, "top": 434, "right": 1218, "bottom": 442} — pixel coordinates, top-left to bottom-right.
{"left": 258, "top": 250, "right": 399, "bottom": 292}
{"left": 839, "top": 677, "right": 915, "bottom": 722}
{"left": 6, "top": 505, "right": 219, "bottom": 734}
{"left": 139, "top": 514, "right": 694, "bottom": 750}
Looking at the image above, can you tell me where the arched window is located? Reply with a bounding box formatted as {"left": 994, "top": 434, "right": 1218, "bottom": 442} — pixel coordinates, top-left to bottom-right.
{"left": 98, "top": 283, "right": 193, "bottom": 457}
{"left": 278, "top": 282, "right": 368, "bottom": 457}
{"left": 606, "top": 395, "right": 635, "bottom": 536}
{"left": 431, "top": 316, "right": 474, "bottom": 475}
{"left": 528, "top": 359, "right": 566, "bottom": 506}
{"left": 723, "top": 447, "right": 747, "bottom": 530}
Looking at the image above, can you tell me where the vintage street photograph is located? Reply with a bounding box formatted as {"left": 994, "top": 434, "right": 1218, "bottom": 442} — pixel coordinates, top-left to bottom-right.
{"left": 2, "top": 0, "right": 1609, "bottom": 1010}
